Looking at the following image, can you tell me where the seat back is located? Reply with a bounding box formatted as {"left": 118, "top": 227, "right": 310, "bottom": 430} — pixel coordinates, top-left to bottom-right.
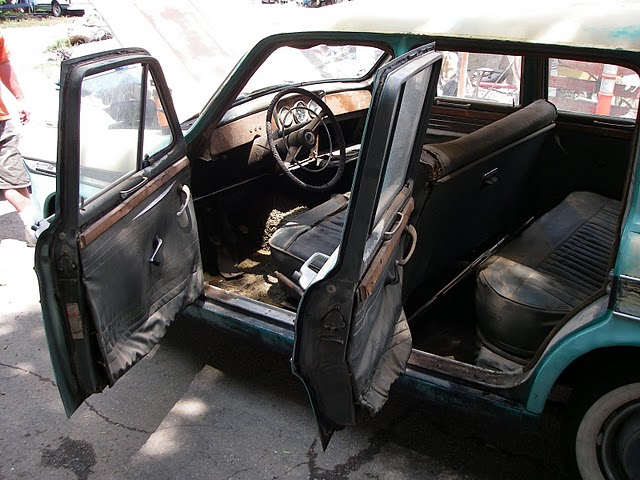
{"left": 404, "top": 99, "right": 558, "bottom": 299}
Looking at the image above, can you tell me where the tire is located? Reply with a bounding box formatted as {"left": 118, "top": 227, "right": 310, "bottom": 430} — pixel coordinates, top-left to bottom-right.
{"left": 51, "top": 1, "right": 62, "bottom": 17}
{"left": 568, "top": 381, "right": 640, "bottom": 479}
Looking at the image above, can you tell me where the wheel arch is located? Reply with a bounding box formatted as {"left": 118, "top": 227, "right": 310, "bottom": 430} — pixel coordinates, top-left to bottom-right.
{"left": 525, "top": 308, "right": 640, "bottom": 414}
{"left": 557, "top": 346, "right": 640, "bottom": 392}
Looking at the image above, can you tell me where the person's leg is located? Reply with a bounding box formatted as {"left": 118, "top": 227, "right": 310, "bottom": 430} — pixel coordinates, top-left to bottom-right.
{"left": 4, "top": 186, "right": 31, "bottom": 213}
{"left": 0, "top": 120, "right": 36, "bottom": 245}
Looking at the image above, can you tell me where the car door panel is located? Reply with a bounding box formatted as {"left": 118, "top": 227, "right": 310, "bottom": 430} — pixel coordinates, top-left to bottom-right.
{"left": 349, "top": 197, "right": 414, "bottom": 412}
{"left": 79, "top": 158, "right": 201, "bottom": 383}
{"left": 293, "top": 44, "right": 442, "bottom": 447}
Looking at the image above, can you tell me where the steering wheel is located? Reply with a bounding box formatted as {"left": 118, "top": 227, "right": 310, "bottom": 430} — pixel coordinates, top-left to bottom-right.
{"left": 265, "top": 87, "right": 346, "bottom": 192}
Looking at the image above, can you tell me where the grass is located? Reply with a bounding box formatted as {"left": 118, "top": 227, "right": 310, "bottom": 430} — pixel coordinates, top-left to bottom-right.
{"left": 46, "top": 36, "right": 71, "bottom": 52}
{"left": 0, "top": 15, "right": 73, "bottom": 27}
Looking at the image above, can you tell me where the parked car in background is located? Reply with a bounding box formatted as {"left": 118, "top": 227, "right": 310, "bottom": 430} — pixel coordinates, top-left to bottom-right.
{"left": 35, "top": 0, "right": 84, "bottom": 16}
{"left": 0, "top": 0, "right": 82, "bottom": 16}
{"left": 32, "top": 2, "right": 640, "bottom": 478}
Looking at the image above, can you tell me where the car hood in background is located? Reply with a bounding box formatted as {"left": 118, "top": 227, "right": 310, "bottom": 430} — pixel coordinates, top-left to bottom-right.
{"left": 88, "top": 0, "right": 320, "bottom": 121}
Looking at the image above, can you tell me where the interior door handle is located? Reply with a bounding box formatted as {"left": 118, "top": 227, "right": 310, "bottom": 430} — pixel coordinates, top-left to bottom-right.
{"left": 384, "top": 212, "right": 405, "bottom": 240}
{"left": 120, "top": 176, "right": 149, "bottom": 199}
{"left": 176, "top": 185, "right": 191, "bottom": 217}
{"left": 149, "top": 236, "right": 164, "bottom": 266}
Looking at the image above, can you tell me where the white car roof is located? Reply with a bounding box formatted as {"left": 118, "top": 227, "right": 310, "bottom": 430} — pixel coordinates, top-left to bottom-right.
{"left": 313, "top": 0, "right": 640, "bottom": 52}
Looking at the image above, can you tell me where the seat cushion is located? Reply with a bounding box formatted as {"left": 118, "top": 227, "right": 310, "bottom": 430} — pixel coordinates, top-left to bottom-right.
{"left": 476, "top": 191, "right": 620, "bottom": 359}
{"left": 269, "top": 193, "right": 348, "bottom": 281}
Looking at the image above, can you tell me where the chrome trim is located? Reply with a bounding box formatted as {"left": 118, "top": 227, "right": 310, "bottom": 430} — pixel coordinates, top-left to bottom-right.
{"left": 619, "top": 274, "right": 640, "bottom": 283}
{"left": 613, "top": 310, "right": 640, "bottom": 322}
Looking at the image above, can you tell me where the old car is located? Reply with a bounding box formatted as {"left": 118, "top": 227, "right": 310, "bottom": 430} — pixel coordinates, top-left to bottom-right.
{"left": 32, "top": 1, "right": 640, "bottom": 478}
{"left": 0, "top": 0, "right": 81, "bottom": 16}
{"left": 34, "top": 0, "right": 75, "bottom": 16}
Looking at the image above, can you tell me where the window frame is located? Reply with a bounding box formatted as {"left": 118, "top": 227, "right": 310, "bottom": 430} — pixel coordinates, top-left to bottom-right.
{"left": 60, "top": 54, "right": 184, "bottom": 229}
{"left": 434, "top": 50, "right": 524, "bottom": 109}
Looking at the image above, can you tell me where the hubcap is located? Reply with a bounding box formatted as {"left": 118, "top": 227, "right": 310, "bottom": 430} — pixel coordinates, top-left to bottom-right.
{"left": 599, "top": 402, "right": 640, "bottom": 479}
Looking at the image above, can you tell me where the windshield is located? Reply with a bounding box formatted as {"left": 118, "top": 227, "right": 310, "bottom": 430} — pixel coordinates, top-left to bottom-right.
{"left": 242, "top": 44, "right": 386, "bottom": 96}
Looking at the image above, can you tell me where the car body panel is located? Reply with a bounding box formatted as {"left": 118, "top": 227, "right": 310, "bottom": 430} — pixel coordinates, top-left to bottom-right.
{"left": 527, "top": 309, "right": 640, "bottom": 413}
{"left": 186, "top": 287, "right": 537, "bottom": 420}
{"left": 87, "top": 0, "right": 640, "bottom": 122}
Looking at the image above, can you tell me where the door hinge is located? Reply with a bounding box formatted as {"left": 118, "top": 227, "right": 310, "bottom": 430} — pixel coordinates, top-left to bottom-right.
{"left": 322, "top": 307, "right": 345, "bottom": 331}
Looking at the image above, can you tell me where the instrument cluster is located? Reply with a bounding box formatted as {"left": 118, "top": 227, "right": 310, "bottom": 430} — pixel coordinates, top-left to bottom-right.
{"left": 277, "top": 97, "right": 323, "bottom": 128}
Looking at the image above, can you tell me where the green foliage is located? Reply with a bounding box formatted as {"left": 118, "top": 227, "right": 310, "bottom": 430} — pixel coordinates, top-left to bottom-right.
{"left": 46, "top": 37, "right": 71, "bottom": 52}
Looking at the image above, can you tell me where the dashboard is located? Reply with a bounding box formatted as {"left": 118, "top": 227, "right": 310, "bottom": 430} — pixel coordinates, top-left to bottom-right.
{"left": 207, "top": 89, "right": 372, "bottom": 156}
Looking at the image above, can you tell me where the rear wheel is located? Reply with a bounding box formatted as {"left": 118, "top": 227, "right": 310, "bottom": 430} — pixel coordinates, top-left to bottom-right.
{"left": 51, "top": 1, "right": 62, "bottom": 17}
{"left": 568, "top": 381, "right": 640, "bottom": 479}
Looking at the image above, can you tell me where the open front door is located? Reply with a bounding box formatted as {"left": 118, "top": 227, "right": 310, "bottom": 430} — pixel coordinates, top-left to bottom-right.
{"left": 35, "top": 49, "right": 202, "bottom": 416}
{"left": 293, "top": 44, "right": 442, "bottom": 447}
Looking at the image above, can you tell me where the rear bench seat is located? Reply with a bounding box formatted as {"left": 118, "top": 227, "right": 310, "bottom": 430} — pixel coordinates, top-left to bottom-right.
{"left": 404, "top": 99, "right": 557, "bottom": 297}
{"left": 475, "top": 191, "right": 621, "bottom": 360}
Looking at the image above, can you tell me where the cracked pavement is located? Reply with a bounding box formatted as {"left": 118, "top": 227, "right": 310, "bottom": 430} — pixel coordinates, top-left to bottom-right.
{"left": 0, "top": 9, "right": 569, "bottom": 480}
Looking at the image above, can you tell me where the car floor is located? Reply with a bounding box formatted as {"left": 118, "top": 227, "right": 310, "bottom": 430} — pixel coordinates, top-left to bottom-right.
{"left": 204, "top": 249, "right": 290, "bottom": 307}
{"left": 408, "top": 276, "right": 480, "bottom": 365}
{"left": 202, "top": 196, "right": 311, "bottom": 309}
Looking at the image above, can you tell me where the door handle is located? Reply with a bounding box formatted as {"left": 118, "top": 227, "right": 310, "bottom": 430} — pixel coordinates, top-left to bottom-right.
{"left": 176, "top": 184, "right": 191, "bottom": 217}
{"left": 120, "top": 176, "right": 149, "bottom": 199}
{"left": 384, "top": 212, "right": 405, "bottom": 240}
{"left": 398, "top": 225, "right": 417, "bottom": 266}
{"left": 149, "top": 235, "right": 164, "bottom": 266}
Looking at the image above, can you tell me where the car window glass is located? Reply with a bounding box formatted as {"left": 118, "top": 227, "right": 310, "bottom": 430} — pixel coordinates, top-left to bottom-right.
{"left": 77, "top": 65, "right": 174, "bottom": 209}
{"left": 78, "top": 64, "right": 142, "bottom": 207}
{"left": 241, "top": 44, "right": 385, "bottom": 96}
{"left": 437, "top": 51, "right": 521, "bottom": 106}
{"left": 142, "top": 72, "right": 173, "bottom": 159}
{"left": 374, "top": 64, "right": 433, "bottom": 225}
{"left": 548, "top": 59, "right": 639, "bottom": 120}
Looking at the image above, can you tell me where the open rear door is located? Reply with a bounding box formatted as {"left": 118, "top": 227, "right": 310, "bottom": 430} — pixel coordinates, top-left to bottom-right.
{"left": 293, "top": 44, "right": 442, "bottom": 447}
{"left": 34, "top": 49, "right": 202, "bottom": 416}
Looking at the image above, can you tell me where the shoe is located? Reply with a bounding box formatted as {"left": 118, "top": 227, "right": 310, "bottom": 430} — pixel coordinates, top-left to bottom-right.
{"left": 25, "top": 226, "right": 36, "bottom": 247}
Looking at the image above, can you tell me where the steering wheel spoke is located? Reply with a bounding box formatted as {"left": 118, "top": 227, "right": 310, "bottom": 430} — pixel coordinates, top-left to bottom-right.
{"left": 307, "top": 114, "right": 323, "bottom": 132}
{"left": 266, "top": 87, "right": 346, "bottom": 192}
{"left": 285, "top": 144, "right": 303, "bottom": 166}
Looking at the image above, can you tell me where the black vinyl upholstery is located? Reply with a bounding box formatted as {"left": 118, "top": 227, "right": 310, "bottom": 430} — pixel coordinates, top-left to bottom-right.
{"left": 269, "top": 193, "right": 348, "bottom": 281}
{"left": 404, "top": 99, "right": 558, "bottom": 297}
{"left": 423, "top": 100, "right": 558, "bottom": 178}
{"left": 476, "top": 191, "right": 621, "bottom": 359}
